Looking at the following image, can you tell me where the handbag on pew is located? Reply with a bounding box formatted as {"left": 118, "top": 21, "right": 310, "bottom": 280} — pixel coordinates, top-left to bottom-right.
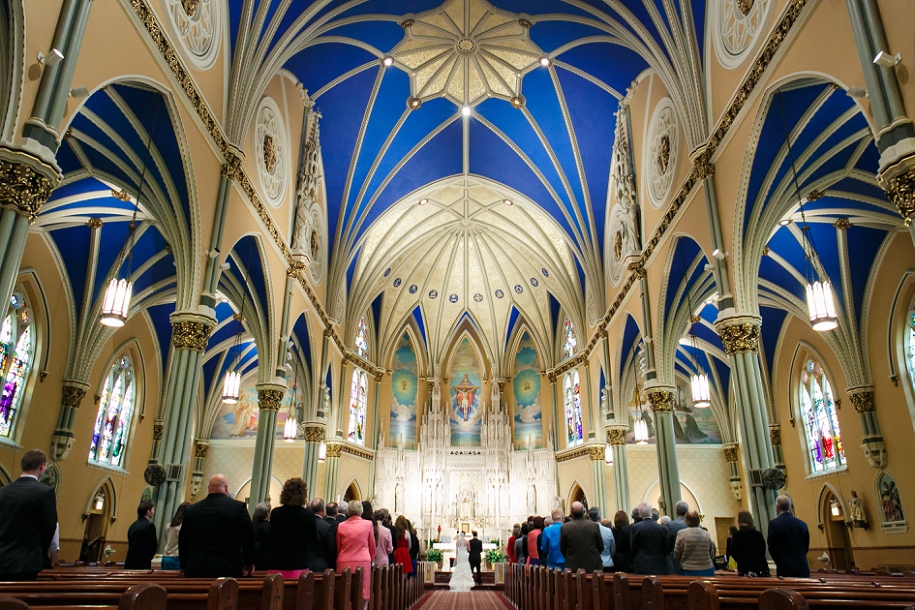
{"left": 161, "top": 556, "right": 180, "bottom": 570}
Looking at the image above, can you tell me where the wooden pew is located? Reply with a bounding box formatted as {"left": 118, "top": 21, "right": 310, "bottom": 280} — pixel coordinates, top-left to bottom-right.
{"left": 0, "top": 583, "right": 167, "bottom": 610}
{"left": 0, "top": 579, "right": 234, "bottom": 610}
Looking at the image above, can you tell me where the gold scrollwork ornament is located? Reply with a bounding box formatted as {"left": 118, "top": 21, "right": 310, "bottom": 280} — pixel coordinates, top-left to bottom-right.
{"left": 172, "top": 321, "right": 213, "bottom": 352}
{"left": 717, "top": 323, "right": 760, "bottom": 354}
{"left": 607, "top": 428, "right": 627, "bottom": 446}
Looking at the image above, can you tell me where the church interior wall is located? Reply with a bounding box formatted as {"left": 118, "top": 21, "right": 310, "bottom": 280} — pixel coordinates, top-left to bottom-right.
{"left": 336, "top": 454, "right": 372, "bottom": 505}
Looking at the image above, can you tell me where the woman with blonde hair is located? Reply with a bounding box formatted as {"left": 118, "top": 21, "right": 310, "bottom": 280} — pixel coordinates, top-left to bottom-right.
{"left": 337, "top": 500, "right": 375, "bottom": 609}
{"left": 267, "top": 478, "right": 316, "bottom": 579}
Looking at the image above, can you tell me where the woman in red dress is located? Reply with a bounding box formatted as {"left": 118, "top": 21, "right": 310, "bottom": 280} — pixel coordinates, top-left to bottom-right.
{"left": 392, "top": 515, "right": 413, "bottom": 574}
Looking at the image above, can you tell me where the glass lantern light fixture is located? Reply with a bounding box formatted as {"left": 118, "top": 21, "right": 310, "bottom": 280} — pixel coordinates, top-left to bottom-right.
{"left": 604, "top": 443, "right": 613, "bottom": 465}
{"left": 318, "top": 442, "right": 327, "bottom": 463}
{"left": 100, "top": 101, "right": 161, "bottom": 328}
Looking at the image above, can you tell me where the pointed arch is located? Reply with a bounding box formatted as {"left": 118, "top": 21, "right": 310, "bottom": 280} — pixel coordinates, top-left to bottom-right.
{"left": 444, "top": 328, "right": 488, "bottom": 447}
{"left": 510, "top": 322, "right": 543, "bottom": 449}
{"left": 88, "top": 339, "right": 145, "bottom": 470}
{"left": 82, "top": 476, "right": 118, "bottom": 522}
{"left": 387, "top": 325, "right": 421, "bottom": 449}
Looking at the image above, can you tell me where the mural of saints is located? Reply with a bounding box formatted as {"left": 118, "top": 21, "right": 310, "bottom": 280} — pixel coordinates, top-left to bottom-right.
{"left": 513, "top": 331, "right": 542, "bottom": 448}
{"left": 449, "top": 337, "right": 483, "bottom": 445}
{"left": 389, "top": 333, "right": 418, "bottom": 448}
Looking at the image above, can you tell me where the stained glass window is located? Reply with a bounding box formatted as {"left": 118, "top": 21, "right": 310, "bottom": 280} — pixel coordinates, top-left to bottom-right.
{"left": 562, "top": 319, "right": 577, "bottom": 359}
{"left": 347, "top": 369, "right": 367, "bottom": 445}
{"left": 799, "top": 358, "right": 844, "bottom": 473}
{"left": 355, "top": 317, "right": 368, "bottom": 359}
{"left": 89, "top": 355, "right": 136, "bottom": 468}
{"left": 564, "top": 371, "right": 583, "bottom": 446}
{"left": 0, "top": 297, "right": 35, "bottom": 438}
{"left": 907, "top": 311, "right": 915, "bottom": 394}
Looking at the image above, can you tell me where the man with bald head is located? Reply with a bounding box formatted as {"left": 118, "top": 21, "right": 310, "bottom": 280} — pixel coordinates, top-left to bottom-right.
{"left": 559, "top": 501, "right": 603, "bottom": 573}
{"left": 179, "top": 474, "right": 255, "bottom": 577}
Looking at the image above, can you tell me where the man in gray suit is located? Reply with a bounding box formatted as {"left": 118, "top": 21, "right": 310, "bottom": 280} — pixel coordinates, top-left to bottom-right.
{"left": 560, "top": 501, "right": 603, "bottom": 573}
{"left": 667, "top": 501, "right": 689, "bottom": 572}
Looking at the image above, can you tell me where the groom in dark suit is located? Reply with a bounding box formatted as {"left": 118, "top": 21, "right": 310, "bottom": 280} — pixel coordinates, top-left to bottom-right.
{"left": 0, "top": 449, "right": 58, "bottom": 580}
{"left": 468, "top": 531, "right": 483, "bottom": 585}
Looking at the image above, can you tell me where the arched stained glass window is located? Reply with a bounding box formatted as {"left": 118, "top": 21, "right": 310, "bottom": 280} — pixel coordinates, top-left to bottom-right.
{"left": 799, "top": 358, "right": 844, "bottom": 473}
{"left": 564, "top": 371, "right": 583, "bottom": 446}
{"left": 906, "top": 310, "right": 915, "bottom": 393}
{"left": 562, "top": 319, "right": 577, "bottom": 359}
{"left": 89, "top": 355, "right": 136, "bottom": 468}
{"left": 0, "top": 295, "right": 35, "bottom": 437}
{"left": 355, "top": 317, "right": 368, "bottom": 359}
{"left": 347, "top": 369, "right": 367, "bottom": 445}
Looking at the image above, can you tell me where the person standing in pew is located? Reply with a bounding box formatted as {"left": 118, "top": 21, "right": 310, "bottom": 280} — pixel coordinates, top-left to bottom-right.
{"left": 308, "top": 498, "right": 337, "bottom": 572}
{"left": 325, "top": 501, "right": 344, "bottom": 527}
{"left": 589, "top": 507, "right": 616, "bottom": 572}
{"left": 666, "top": 501, "right": 689, "bottom": 574}
{"left": 560, "top": 501, "right": 603, "bottom": 573}
{"left": 179, "top": 474, "right": 255, "bottom": 578}
{"left": 337, "top": 500, "right": 375, "bottom": 610}
{"left": 541, "top": 510, "right": 566, "bottom": 569}
{"left": 630, "top": 502, "right": 669, "bottom": 575}
{"left": 673, "top": 511, "right": 716, "bottom": 577}
{"left": 611, "top": 511, "right": 632, "bottom": 573}
{"left": 0, "top": 449, "right": 57, "bottom": 581}
{"left": 124, "top": 501, "right": 158, "bottom": 570}
{"left": 730, "top": 510, "right": 769, "bottom": 577}
{"left": 268, "top": 478, "right": 315, "bottom": 579}
{"left": 767, "top": 495, "right": 810, "bottom": 578}
{"left": 252, "top": 502, "right": 272, "bottom": 571}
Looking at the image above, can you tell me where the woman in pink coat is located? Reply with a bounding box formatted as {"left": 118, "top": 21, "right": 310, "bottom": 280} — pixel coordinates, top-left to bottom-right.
{"left": 336, "top": 500, "right": 375, "bottom": 608}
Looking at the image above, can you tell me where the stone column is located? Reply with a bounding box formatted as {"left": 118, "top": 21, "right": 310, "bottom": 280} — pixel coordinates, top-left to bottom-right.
{"left": 607, "top": 427, "right": 630, "bottom": 513}
{"left": 644, "top": 385, "right": 680, "bottom": 515}
{"left": 847, "top": 386, "right": 886, "bottom": 468}
{"left": 302, "top": 423, "right": 326, "bottom": 499}
{"left": 588, "top": 445, "right": 609, "bottom": 512}
{"left": 584, "top": 361, "right": 597, "bottom": 440}
{"left": 335, "top": 361, "right": 349, "bottom": 438}
{"left": 48, "top": 379, "right": 90, "bottom": 460}
{"left": 323, "top": 441, "right": 343, "bottom": 501}
{"left": 551, "top": 378, "right": 561, "bottom": 448}
{"left": 190, "top": 440, "right": 209, "bottom": 498}
{"left": 724, "top": 444, "right": 742, "bottom": 502}
{"left": 152, "top": 311, "right": 215, "bottom": 539}
{"left": 368, "top": 375, "right": 382, "bottom": 499}
{"left": 715, "top": 314, "right": 777, "bottom": 530}
{"left": 249, "top": 381, "right": 287, "bottom": 510}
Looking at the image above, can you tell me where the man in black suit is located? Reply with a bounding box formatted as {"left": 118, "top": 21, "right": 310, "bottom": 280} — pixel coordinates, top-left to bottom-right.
{"left": 0, "top": 449, "right": 57, "bottom": 581}
{"left": 768, "top": 495, "right": 810, "bottom": 577}
{"left": 179, "top": 474, "right": 254, "bottom": 577}
{"left": 326, "top": 501, "right": 346, "bottom": 525}
{"left": 468, "top": 530, "right": 483, "bottom": 585}
{"left": 560, "top": 501, "right": 603, "bottom": 573}
{"left": 307, "top": 498, "right": 337, "bottom": 571}
{"left": 666, "top": 501, "right": 689, "bottom": 573}
{"left": 630, "top": 502, "right": 669, "bottom": 575}
{"left": 125, "top": 500, "right": 158, "bottom": 569}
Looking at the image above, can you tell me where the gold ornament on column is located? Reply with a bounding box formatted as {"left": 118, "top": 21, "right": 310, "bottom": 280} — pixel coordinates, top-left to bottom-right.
{"left": 847, "top": 389, "right": 875, "bottom": 413}
{"left": 716, "top": 322, "right": 760, "bottom": 354}
{"left": 607, "top": 428, "right": 627, "bottom": 446}
{"left": 0, "top": 158, "right": 56, "bottom": 223}
{"left": 878, "top": 164, "right": 915, "bottom": 226}
{"left": 258, "top": 388, "right": 285, "bottom": 412}
{"left": 172, "top": 320, "right": 213, "bottom": 352}
{"left": 723, "top": 444, "right": 739, "bottom": 463}
{"left": 646, "top": 389, "right": 674, "bottom": 413}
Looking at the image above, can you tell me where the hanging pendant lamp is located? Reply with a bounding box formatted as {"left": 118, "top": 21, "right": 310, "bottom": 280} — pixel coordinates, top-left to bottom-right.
{"left": 690, "top": 373, "right": 711, "bottom": 408}
{"left": 221, "top": 370, "right": 241, "bottom": 404}
{"left": 604, "top": 443, "right": 613, "bottom": 465}
{"left": 634, "top": 416, "right": 649, "bottom": 445}
{"left": 318, "top": 442, "right": 327, "bottom": 462}
{"left": 806, "top": 280, "right": 838, "bottom": 331}
{"left": 283, "top": 380, "right": 299, "bottom": 442}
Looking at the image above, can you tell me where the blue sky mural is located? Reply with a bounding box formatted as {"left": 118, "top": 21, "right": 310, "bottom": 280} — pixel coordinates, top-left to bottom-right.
{"left": 449, "top": 337, "right": 483, "bottom": 446}
{"left": 513, "top": 331, "right": 542, "bottom": 449}
{"left": 389, "top": 332, "right": 418, "bottom": 448}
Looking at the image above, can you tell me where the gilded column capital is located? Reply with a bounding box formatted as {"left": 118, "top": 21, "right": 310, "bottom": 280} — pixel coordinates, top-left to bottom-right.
{"left": 171, "top": 320, "right": 213, "bottom": 352}
{"left": 769, "top": 425, "right": 781, "bottom": 446}
{"left": 627, "top": 260, "right": 647, "bottom": 279}
{"left": 61, "top": 380, "right": 90, "bottom": 409}
{"left": 847, "top": 386, "right": 876, "bottom": 413}
{"left": 153, "top": 421, "right": 165, "bottom": 441}
{"left": 588, "top": 446, "right": 605, "bottom": 461}
{"left": 324, "top": 441, "right": 343, "bottom": 458}
{"left": 303, "top": 424, "right": 325, "bottom": 442}
{"left": 690, "top": 147, "right": 715, "bottom": 180}
{"left": 0, "top": 150, "right": 60, "bottom": 224}
{"left": 714, "top": 314, "right": 762, "bottom": 354}
{"left": 220, "top": 155, "right": 244, "bottom": 182}
{"left": 645, "top": 385, "right": 675, "bottom": 413}
{"left": 287, "top": 261, "right": 307, "bottom": 278}
{"left": 607, "top": 428, "right": 628, "bottom": 446}
{"left": 257, "top": 383, "right": 287, "bottom": 411}
{"left": 723, "top": 443, "right": 739, "bottom": 463}
{"left": 878, "top": 162, "right": 915, "bottom": 226}
{"left": 194, "top": 440, "right": 209, "bottom": 459}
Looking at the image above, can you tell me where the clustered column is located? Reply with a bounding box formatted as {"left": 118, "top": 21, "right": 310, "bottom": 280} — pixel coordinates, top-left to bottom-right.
{"left": 249, "top": 382, "right": 288, "bottom": 509}
{"left": 302, "top": 423, "right": 326, "bottom": 500}
{"left": 153, "top": 312, "right": 215, "bottom": 539}
{"left": 847, "top": 387, "right": 887, "bottom": 468}
{"left": 323, "top": 441, "right": 343, "bottom": 501}
{"left": 588, "top": 445, "right": 608, "bottom": 511}
{"left": 715, "top": 315, "right": 777, "bottom": 529}
{"left": 49, "top": 380, "right": 90, "bottom": 460}
{"left": 190, "top": 440, "right": 209, "bottom": 498}
{"left": 607, "top": 427, "right": 629, "bottom": 513}
{"left": 644, "top": 385, "right": 680, "bottom": 515}
{"left": 723, "top": 444, "right": 742, "bottom": 502}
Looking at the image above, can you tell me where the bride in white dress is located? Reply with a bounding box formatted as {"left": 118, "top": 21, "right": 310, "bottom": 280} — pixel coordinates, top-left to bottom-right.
{"left": 448, "top": 532, "right": 475, "bottom": 592}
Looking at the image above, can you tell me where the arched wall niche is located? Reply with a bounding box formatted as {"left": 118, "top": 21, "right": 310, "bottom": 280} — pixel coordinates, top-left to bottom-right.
{"left": 441, "top": 327, "right": 489, "bottom": 447}
{"left": 386, "top": 324, "right": 423, "bottom": 450}
{"left": 508, "top": 321, "right": 544, "bottom": 449}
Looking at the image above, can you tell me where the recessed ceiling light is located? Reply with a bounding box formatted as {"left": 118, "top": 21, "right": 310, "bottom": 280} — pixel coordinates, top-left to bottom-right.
{"left": 383, "top": 57, "right": 394, "bottom": 67}
{"left": 779, "top": 218, "right": 792, "bottom": 226}
{"left": 539, "top": 57, "right": 551, "bottom": 67}
{"left": 461, "top": 105, "right": 472, "bottom": 117}
{"left": 419, "top": 198, "right": 428, "bottom": 206}
{"left": 503, "top": 199, "right": 513, "bottom": 206}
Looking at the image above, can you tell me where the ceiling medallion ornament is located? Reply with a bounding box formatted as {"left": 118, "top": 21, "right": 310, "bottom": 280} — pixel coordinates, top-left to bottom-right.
{"left": 514, "top": 284, "right": 523, "bottom": 294}
{"left": 473, "top": 293, "right": 483, "bottom": 302}
{"left": 255, "top": 98, "right": 288, "bottom": 207}
{"left": 494, "top": 289, "right": 504, "bottom": 299}
{"left": 429, "top": 290, "right": 439, "bottom": 299}
{"left": 391, "top": 0, "right": 545, "bottom": 112}
{"left": 541, "top": 268, "right": 549, "bottom": 277}
{"left": 393, "top": 278, "right": 402, "bottom": 288}
{"left": 715, "top": 0, "right": 772, "bottom": 68}
{"left": 409, "top": 284, "right": 418, "bottom": 294}
{"left": 645, "top": 98, "right": 679, "bottom": 209}
{"left": 164, "top": 0, "right": 222, "bottom": 69}
{"left": 449, "top": 294, "right": 459, "bottom": 303}
{"left": 529, "top": 277, "right": 538, "bottom": 287}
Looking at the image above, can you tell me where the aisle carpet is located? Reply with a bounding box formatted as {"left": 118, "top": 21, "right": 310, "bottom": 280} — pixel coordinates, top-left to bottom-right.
{"left": 414, "top": 590, "right": 513, "bottom": 609}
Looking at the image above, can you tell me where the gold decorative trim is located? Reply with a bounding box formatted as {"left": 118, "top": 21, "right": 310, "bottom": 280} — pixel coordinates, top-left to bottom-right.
{"left": 627, "top": 261, "right": 647, "bottom": 279}
{"left": 646, "top": 389, "right": 674, "bottom": 413}
{"left": 257, "top": 388, "right": 285, "bottom": 411}
{"left": 340, "top": 443, "right": 374, "bottom": 460}
{"left": 172, "top": 320, "right": 213, "bottom": 352}
{"left": 878, "top": 163, "right": 915, "bottom": 226}
{"left": 607, "top": 428, "right": 627, "bottom": 446}
{"left": 847, "top": 389, "right": 876, "bottom": 413}
{"left": 61, "top": 383, "right": 88, "bottom": 409}
{"left": 769, "top": 425, "right": 781, "bottom": 446}
{"left": 303, "top": 425, "right": 325, "bottom": 442}
{"left": 717, "top": 323, "right": 760, "bottom": 354}
{"left": 86, "top": 217, "right": 103, "bottom": 229}
{"left": 194, "top": 441, "right": 209, "bottom": 459}
{"left": 0, "top": 158, "right": 56, "bottom": 223}
{"left": 723, "top": 444, "right": 739, "bottom": 463}
{"left": 153, "top": 421, "right": 164, "bottom": 441}
{"left": 556, "top": 445, "right": 592, "bottom": 462}
{"left": 324, "top": 441, "right": 343, "bottom": 458}
{"left": 588, "top": 446, "right": 605, "bottom": 461}
{"left": 834, "top": 217, "right": 851, "bottom": 230}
